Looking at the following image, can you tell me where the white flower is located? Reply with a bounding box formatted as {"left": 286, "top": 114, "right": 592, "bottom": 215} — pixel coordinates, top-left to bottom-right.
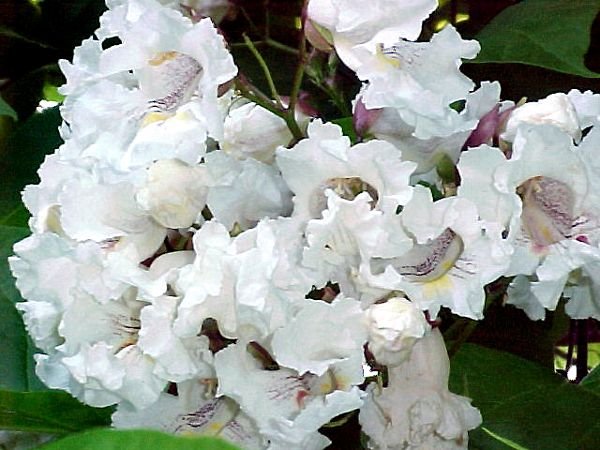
{"left": 113, "top": 379, "right": 264, "bottom": 448}
{"left": 302, "top": 191, "right": 410, "bottom": 303}
{"left": 567, "top": 89, "right": 600, "bottom": 129}
{"left": 366, "top": 185, "right": 512, "bottom": 319}
{"left": 276, "top": 119, "right": 415, "bottom": 222}
{"left": 367, "top": 81, "right": 501, "bottom": 174}
{"left": 9, "top": 232, "right": 164, "bottom": 352}
{"left": 135, "top": 158, "right": 208, "bottom": 229}
{"left": 215, "top": 342, "right": 365, "bottom": 449}
{"left": 359, "top": 329, "right": 481, "bottom": 450}
{"left": 175, "top": 218, "right": 312, "bottom": 341}
{"left": 502, "top": 93, "right": 582, "bottom": 142}
{"left": 205, "top": 151, "right": 293, "bottom": 230}
{"left": 365, "top": 296, "right": 430, "bottom": 367}
{"left": 356, "top": 25, "right": 480, "bottom": 140}
{"left": 306, "top": 0, "right": 437, "bottom": 71}
{"left": 458, "top": 124, "right": 600, "bottom": 319}
{"left": 179, "top": 0, "right": 231, "bottom": 23}
{"left": 271, "top": 296, "right": 368, "bottom": 376}
{"left": 58, "top": 171, "right": 166, "bottom": 260}
{"left": 222, "top": 101, "right": 307, "bottom": 164}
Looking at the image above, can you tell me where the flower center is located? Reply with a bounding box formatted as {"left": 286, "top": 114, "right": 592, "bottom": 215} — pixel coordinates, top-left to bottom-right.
{"left": 518, "top": 176, "right": 574, "bottom": 246}
{"left": 372, "top": 228, "right": 463, "bottom": 282}
{"left": 310, "top": 177, "right": 379, "bottom": 216}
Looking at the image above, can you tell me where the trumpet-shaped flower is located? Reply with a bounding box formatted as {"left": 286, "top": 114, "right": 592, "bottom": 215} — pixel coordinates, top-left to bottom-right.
{"left": 366, "top": 185, "right": 512, "bottom": 319}
{"left": 276, "top": 119, "right": 415, "bottom": 223}
{"left": 359, "top": 329, "right": 481, "bottom": 449}
{"left": 306, "top": 0, "right": 437, "bottom": 71}
{"left": 355, "top": 25, "right": 480, "bottom": 140}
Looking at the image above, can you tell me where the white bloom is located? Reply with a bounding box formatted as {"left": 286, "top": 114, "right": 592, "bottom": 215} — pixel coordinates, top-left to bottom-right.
{"left": 359, "top": 329, "right": 481, "bottom": 450}
{"left": 124, "top": 102, "right": 211, "bottom": 169}
{"left": 567, "top": 89, "right": 600, "bottom": 129}
{"left": 366, "top": 185, "right": 512, "bottom": 319}
{"left": 367, "top": 81, "right": 501, "bottom": 174}
{"left": 175, "top": 218, "right": 311, "bottom": 341}
{"left": 179, "top": 0, "right": 231, "bottom": 23}
{"left": 356, "top": 25, "right": 480, "bottom": 140}
{"left": 135, "top": 158, "right": 208, "bottom": 229}
{"left": 36, "top": 322, "right": 166, "bottom": 409}
{"left": 205, "top": 150, "right": 293, "bottom": 230}
{"left": 271, "top": 296, "right": 368, "bottom": 376}
{"left": 9, "top": 232, "right": 163, "bottom": 352}
{"left": 502, "top": 93, "right": 581, "bottom": 142}
{"left": 113, "top": 379, "right": 264, "bottom": 448}
{"left": 302, "top": 191, "right": 409, "bottom": 303}
{"left": 222, "top": 101, "right": 305, "bottom": 164}
{"left": 58, "top": 171, "right": 166, "bottom": 260}
{"left": 215, "top": 342, "right": 365, "bottom": 449}
{"left": 458, "top": 124, "right": 600, "bottom": 319}
{"left": 276, "top": 119, "right": 415, "bottom": 222}
{"left": 365, "top": 296, "right": 430, "bottom": 367}
{"left": 306, "top": 0, "right": 437, "bottom": 71}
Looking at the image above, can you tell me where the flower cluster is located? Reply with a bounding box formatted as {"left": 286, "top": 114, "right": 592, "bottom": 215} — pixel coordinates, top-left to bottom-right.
{"left": 8, "top": 0, "right": 600, "bottom": 449}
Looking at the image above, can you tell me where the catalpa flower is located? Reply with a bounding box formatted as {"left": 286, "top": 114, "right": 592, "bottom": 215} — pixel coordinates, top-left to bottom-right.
{"left": 276, "top": 119, "right": 416, "bottom": 223}
{"left": 355, "top": 25, "right": 480, "bottom": 140}
{"left": 366, "top": 185, "right": 512, "bottom": 319}
{"left": 359, "top": 329, "right": 481, "bottom": 449}
{"left": 302, "top": 191, "right": 410, "bottom": 303}
{"left": 306, "top": 0, "right": 437, "bottom": 71}
{"left": 113, "top": 378, "right": 264, "bottom": 448}
{"left": 365, "top": 81, "right": 502, "bottom": 174}
{"left": 215, "top": 341, "right": 365, "bottom": 449}
{"left": 458, "top": 123, "right": 600, "bottom": 319}
{"left": 365, "top": 296, "right": 430, "bottom": 367}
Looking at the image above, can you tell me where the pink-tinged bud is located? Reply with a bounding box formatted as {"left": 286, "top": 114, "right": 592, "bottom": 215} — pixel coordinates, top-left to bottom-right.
{"left": 353, "top": 97, "right": 383, "bottom": 138}
{"left": 464, "top": 104, "right": 500, "bottom": 148}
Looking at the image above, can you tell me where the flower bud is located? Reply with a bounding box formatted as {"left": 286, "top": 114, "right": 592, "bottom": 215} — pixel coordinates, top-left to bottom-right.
{"left": 353, "top": 96, "right": 383, "bottom": 139}
{"left": 136, "top": 159, "right": 207, "bottom": 229}
{"left": 365, "top": 296, "right": 430, "bottom": 367}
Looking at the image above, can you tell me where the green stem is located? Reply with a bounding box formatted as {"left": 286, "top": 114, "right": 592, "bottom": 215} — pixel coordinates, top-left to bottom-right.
{"left": 234, "top": 75, "right": 282, "bottom": 118}
{"left": 264, "top": 38, "right": 299, "bottom": 56}
{"left": 283, "top": 35, "right": 307, "bottom": 144}
{"left": 243, "top": 34, "right": 282, "bottom": 108}
{"left": 234, "top": 75, "right": 302, "bottom": 143}
{"left": 230, "top": 40, "right": 299, "bottom": 56}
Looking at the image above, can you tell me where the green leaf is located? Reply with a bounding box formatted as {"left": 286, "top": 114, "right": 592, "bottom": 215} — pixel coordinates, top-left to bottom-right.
{"left": 581, "top": 364, "right": 600, "bottom": 393}
{"left": 472, "top": 0, "right": 600, "bottom": 78}
{"left": 450, "top": 344, "right": 600, "bottom": 450}
{"left": 0, "top": 225, "right": 28, "bottom": 304}
{"left": 0, "top": 289, "right": 30, "bottom": 392}
{"left": 0, "top": 105, "right": 62, "bottom": 228}
{"left": 331, "top": 117, "right": 358, "bottom": 144}
{"left": 37, "top": 429, "right": 241, "bottom": 450}
{"left": 0, "top": 224, "right": 46, "bottom": 391}
{"left": 0, "top": 390, "right": 113, "bottom": 434}
{"left": 0, "top": 96, "right": 18, "bottom": 121}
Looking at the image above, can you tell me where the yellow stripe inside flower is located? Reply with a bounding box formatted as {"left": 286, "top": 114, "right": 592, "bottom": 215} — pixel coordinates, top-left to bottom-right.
{"left": 372, "top": 228, "right": 464, "bottom": 283}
